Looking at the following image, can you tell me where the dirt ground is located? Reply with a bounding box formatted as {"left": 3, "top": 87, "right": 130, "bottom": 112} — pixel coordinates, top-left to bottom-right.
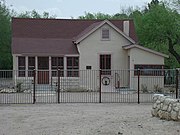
{"left": 0, "top": 103, "right": 180, "bottom": 135}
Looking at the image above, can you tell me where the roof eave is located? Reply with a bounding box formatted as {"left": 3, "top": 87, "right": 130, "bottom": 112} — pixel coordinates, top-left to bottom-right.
{"left": 123, "top": 44, "right": 169, "bottom": 58}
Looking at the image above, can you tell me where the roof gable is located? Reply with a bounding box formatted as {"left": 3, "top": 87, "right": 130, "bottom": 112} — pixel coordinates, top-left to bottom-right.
{"left": 74, "top": 20, "right": 135, "bottom": 44}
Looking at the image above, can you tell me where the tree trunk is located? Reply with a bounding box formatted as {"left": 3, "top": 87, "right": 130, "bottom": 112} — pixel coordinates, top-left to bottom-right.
{"left": 168, "top": 37, "right": 180, "bottom": 65}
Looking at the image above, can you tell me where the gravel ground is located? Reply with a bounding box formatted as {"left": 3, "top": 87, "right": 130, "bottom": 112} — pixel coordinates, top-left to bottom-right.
{"left": 0, "top": 103, "right": 180, "bottom": 135}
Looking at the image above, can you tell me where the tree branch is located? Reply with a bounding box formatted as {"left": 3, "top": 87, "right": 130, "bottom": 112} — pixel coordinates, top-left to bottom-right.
{"left": 168, "top": 37, "right": 180, "bottom": 64}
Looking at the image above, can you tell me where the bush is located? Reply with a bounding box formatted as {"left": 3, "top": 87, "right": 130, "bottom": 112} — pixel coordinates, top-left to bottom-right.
{"left": 154, "top": 84, "right": 163, "bottom": 93}
{"left": 141, "top": 84, "right": 148, "bottom": 93}
{"left": 16, "top": 82, "right": 23, "bottom": 92}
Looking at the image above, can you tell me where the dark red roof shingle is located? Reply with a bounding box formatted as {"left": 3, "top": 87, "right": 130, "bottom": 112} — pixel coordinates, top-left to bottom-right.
{"left": 12, "top": 18, "right": 138, "bottom": 55}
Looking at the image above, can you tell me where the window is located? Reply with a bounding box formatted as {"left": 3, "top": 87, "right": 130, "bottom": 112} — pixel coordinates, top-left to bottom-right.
{"left": 86, "top": 66, "right": 92, "bottom": 70}
{"left": 102, "top": 28, "right": 110, "bottom": 40}
{"left": 18, "top": 56, "right": 25, "bottom": 77}
{"left": 28, "top": 57, "right": 35, "bottom": 77}
{"left": 51, "top": 57, "right": 64, "bottom": 77}
{"left": 134, "top": 65, "right": 164, "bottom": 76}
{"left": 100, "top": 54, "right": 111, "bottom": 75}
{"left": 67, "top": 57, "right": 79, "bottom": 77}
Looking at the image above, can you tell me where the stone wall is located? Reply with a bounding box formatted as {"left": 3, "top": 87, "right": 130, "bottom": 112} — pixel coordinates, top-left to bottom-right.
{"left": 151, "top": 94, "right": 180, "bottom": 121}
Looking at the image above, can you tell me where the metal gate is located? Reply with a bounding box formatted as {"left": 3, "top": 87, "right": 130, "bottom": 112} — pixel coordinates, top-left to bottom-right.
{"left": 0, "top": 69, "right": 179, "bottom": 104}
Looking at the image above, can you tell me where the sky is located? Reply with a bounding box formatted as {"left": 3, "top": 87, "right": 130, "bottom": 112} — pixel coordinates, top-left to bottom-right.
{"left": 5, "top": 0, "right": 152, "bottom": 18}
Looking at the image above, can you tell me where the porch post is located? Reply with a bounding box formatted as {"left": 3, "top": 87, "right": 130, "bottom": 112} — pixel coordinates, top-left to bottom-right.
{"left": 64, "top": 56, "right": 67, "bottom": 77}
{"left": 25, "top": 56, "right": 28, "bottom": 77}
{"left": 49, "top": 56, "right": 52, "bottom": 85}
{"left": 35, "top": 56, "right": 38, "bottom": 70}
{"left": 35, "top": 56, "right": 38, "bottom": 84}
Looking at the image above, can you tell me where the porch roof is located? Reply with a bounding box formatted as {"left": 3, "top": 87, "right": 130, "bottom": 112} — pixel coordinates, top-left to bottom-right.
{"left": 12, "top": 38, "right": 79, "bottom": 55}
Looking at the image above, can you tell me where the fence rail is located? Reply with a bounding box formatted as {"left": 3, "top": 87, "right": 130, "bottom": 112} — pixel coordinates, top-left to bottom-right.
{"left": 0, "top": 69, "right": 179, "bottom": 104}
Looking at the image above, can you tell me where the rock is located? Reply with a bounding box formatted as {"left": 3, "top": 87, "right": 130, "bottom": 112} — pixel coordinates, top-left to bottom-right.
{"left": 158, "top": 110, "right": 169, "bottom": 119}
{"left": 24, "top": 89, "right": 32, "bottom": 93}
{"left": 167, "top": 104, "right": 172, "bottom": 112}
{"left": 0, "top": 88, "right": 16, "bottom": 93}
{"left": 157, "top": 104, "right": 161, "bottom": 110}
{"left": 173, "top": 106, "right": 179, "bottom": 112}
{"left": 159, "top": 96, "right": 166, "bottom": 103}
{"left": 164, "top": 112, "right": 171, "bottom": 120}
{"left": 164, "top": 98, "right": 172, "bottom": 105}
{"left": 171, "top": 110, "right": 178, "bottom": 121}
{"left": 162, "top": 104, "right": 168, "bottom": 111}
{"left": 178, "top": 111, "right": 180, "bottom": 120}
{"left": 169, "top": 99, "right": 178, "bottom": 104}
{"left": 160, "top": 103, "right": 163, "bottom": 109}
{"left": 158, "top": 110, "right": 164, "bottom": 119}
{"left": 152, "top": 95, "right": 180, "bottom": 121}
{"left": 156, "top": 100, "right": 161, "bottom": 104}
{"left": 153, "top": 103, "right": 157, "bottom": 109}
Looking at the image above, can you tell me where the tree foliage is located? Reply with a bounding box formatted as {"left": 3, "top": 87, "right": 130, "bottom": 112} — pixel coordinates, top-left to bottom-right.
{"left": 0, "top": 0, "right": 12, "bottom": 69}
{"left": 17, "top": 10, "right": 56, "bottom": 18}
{"left": 0, "top": 0, "right": 56, "bottom": 69}
{"left": 139, "top": 1, "right": 180, "bottom": 68}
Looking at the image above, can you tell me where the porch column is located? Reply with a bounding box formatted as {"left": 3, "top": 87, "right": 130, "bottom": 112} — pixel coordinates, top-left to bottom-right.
{"left": 35, "top": 56, "right": 38, "bottom": 70}
{"left": 35, "top": 56, "right": 38, "bottom": 84}
{"left": 13, "top": 55, "right": 18, "bottom": 85}
{"left": 25, "top": 56, "right": 28, "bottom": 77}
{"left": 64, "top": 56, "right": 67, "bottom": 77}
{"left": 49, "top": 56, "right": 52, "bottom": 85}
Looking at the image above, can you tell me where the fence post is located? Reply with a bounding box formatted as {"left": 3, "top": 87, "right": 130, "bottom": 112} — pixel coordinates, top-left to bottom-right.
{"left": 176, "top": 69, "right": 179, "bottom": 99}
{"left": 99, "top": 69, "right": 102, "bottom": 103}
{"left": 137, "top": 69, "right": 140, "bottom": 104}
{"left": 33, "top": 69, "right": 36, "bottom": 104}
{"left": 57, "top": 69, "right": 60, "bottom": 103}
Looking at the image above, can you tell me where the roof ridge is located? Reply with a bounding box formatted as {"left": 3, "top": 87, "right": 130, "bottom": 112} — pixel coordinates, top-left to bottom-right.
{"left": 12, "top": 17, "right": 133, "bottom": 21}
{"left": 13, "top": 37, "right": 73, "bottom": 40}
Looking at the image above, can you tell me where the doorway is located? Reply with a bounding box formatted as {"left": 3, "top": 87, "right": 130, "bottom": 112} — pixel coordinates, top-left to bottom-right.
{"left": 37, "top": 57, "right": 49, "bottom": 84}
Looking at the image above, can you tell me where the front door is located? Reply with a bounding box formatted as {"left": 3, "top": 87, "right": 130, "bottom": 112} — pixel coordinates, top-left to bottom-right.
{"left": 38, "top": 57, "right": 49, "bottom": 84}
{"left": 99, "top": 54, "right": 111, "bottom": 75}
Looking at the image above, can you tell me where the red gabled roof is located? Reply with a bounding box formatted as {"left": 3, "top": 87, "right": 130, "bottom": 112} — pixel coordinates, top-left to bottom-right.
{"left": 12, "top": 18, "right": 138, "bottom": 55}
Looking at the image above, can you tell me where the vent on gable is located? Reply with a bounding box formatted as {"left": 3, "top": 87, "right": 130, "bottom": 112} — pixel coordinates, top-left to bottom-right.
{"left": 102, "top": 28, "right": 110, "bottom": 40}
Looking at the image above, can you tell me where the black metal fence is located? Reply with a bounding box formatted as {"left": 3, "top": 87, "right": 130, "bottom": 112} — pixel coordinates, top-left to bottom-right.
{"left": 0, "top": 69, "right": 179, "bottom": 104}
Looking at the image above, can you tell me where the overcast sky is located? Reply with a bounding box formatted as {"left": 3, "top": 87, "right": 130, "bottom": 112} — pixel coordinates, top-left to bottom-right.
{"left": 5, "top": 0, "right": 151, "bottom": 18}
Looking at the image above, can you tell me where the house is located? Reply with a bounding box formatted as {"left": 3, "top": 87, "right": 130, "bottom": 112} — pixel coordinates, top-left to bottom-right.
{"left": 11, "top": 18, "right": 168, "bottom": 91}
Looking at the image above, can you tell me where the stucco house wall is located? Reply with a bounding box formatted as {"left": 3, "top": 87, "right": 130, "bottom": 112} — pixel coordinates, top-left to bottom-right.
{"left": 77, "top": 24, "right": 131, "bottom": 90}
{"left": 129, "top": 48, "right": 165, "bottom": 91}
{"left": 77, "top": 24, "right": 130, "bottom": 70}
